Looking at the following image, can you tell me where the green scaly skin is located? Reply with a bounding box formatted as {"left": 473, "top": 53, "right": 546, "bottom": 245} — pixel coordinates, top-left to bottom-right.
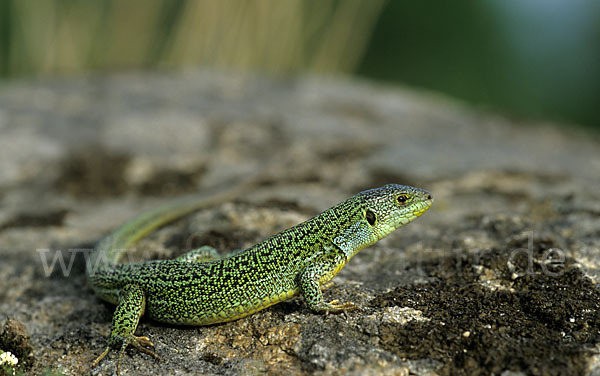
{"left": 87, "top": 184, "right": 433, "bottom": 373}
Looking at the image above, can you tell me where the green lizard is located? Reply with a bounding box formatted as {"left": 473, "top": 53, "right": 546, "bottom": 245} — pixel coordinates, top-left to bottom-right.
{"left": 87, "top": 184, "right": 433, "bottom": 373}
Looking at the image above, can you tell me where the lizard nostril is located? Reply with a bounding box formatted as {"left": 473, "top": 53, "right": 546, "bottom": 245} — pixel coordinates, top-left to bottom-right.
{"left": 426, "top": 195, "right": 432, "bottom": 200}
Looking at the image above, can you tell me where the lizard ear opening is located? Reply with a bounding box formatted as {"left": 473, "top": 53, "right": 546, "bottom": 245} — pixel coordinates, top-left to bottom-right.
{"left": 365, "top": 209, "right": 376, "bottom": 226}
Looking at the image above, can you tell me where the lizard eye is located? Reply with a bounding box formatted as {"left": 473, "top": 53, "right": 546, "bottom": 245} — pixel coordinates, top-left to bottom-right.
{"left": 397, "top": 194, "right": 409, "bottom": 204}
{"left": 365, "top": 209, "right": 376, "bottom": 226}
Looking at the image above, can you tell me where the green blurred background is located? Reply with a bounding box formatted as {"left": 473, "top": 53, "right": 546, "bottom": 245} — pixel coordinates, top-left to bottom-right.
{"left": 1, "top": 0, "right": 598, "bottom": 129}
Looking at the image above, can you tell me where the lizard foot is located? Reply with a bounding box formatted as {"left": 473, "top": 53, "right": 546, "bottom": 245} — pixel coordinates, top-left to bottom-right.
{"left": 117, "top": 335, "right": 158, "bottom": 375}
{"left": 94, "top": 335, "right": 158, "bottom": 375}
{"left": 314, "top": 300, "right": 360, "bottom": 314}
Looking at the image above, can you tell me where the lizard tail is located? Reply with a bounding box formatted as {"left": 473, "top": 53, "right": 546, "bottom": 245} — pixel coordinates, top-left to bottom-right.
{"left": 86, "top": 174, "right": 264, "bottom": 276}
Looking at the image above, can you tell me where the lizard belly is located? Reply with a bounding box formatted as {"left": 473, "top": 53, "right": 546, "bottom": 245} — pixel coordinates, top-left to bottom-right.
{"left": 140, "top": 261, "right": 300, "bottom": 325}
{"left": 144, "top": 284, "right": 299, "bottom": 325}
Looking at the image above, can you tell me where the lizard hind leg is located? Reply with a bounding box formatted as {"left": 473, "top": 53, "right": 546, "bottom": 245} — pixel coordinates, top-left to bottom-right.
{"left": 175, "top": 245, "right": 245, "bottom": 263}
{"left": 175, "top": 245, "right": 221, "bottom": 262}
{"left": 93, "top": 283, "right": 157, "bottom": 375}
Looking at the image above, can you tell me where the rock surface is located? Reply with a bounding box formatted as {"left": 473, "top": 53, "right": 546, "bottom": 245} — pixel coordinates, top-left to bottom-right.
{"left": 0, "top": 71, "right": 599, "bottom": 375}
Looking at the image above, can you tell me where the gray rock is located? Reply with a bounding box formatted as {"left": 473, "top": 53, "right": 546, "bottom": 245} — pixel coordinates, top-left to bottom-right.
{"left": 0, "top": 71, "right": 599, "bottom": 375}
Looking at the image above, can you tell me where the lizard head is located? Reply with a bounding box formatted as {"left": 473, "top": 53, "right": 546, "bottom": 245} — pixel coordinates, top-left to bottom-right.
{"left": 358, "top": 184, "right": 433, "bottom": 240}
{"left": 333, "top": 184, "right": 433, "bottom": 257}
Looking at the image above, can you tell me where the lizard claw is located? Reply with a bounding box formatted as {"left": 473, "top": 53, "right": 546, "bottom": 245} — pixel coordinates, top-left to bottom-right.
{"left": 132, "top": 336, "right": 157, "bottom": 355}
{"left": 92, "top": 346, "right": 111, "bottom": 368}
{"left": 327, "top": 300, "right": 359, "bottom": 313}
{"left": 117, "top": 335, "right": 158, "bottom": 374}
{"left": 94, "top": 335, "right": 158, "bottom": 375}
{"left": 314, "top": 300, "right": 360, "bottom": 315}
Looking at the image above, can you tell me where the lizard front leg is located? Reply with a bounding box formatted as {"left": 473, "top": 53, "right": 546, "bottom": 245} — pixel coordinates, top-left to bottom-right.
{"left": 298, "top": 262, "right": 358, "bottom": 313}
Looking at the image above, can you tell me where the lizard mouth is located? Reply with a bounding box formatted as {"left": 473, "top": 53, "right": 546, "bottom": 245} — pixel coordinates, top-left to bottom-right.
{"left": 413, "top": 191, "right": 434, "bottom": 217}
{"left": 413, "top": 200, "right": 433, "bottom": 217}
